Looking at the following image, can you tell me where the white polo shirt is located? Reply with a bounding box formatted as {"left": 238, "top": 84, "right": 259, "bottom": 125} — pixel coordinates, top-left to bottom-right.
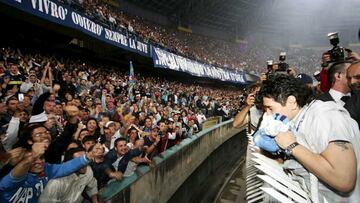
{"left": 285, "top": 100, "right": 360, "bottom": 202}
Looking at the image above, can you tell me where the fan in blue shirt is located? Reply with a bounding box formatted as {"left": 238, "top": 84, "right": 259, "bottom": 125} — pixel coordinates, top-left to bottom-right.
{"left": 0, "top": 141, "right": 101, "bottom": 203}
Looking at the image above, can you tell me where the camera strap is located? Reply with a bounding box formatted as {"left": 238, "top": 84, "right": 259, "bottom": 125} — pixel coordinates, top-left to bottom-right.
{"left": 250, "top": 111, "right": 265, "bottom": 136}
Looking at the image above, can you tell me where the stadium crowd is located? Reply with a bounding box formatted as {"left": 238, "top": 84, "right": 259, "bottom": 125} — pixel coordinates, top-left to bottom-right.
{"left": 58, "top": 0, "right": 321, "bottom": 75}
{"left": 0, "top": 47, "right": 242, "bottom": 202}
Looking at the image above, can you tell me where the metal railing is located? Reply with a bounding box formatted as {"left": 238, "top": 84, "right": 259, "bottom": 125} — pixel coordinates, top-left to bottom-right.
{"left": 245, "top": 133, "right": 312, "bottom": 203}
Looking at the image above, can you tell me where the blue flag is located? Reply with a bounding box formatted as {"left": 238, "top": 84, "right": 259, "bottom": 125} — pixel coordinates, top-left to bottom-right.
{"left": 128, "top": 61, "right": 135, "bottom": 101}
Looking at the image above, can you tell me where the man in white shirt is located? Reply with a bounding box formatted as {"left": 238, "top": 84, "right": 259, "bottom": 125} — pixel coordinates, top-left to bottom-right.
{"left": 196, "top": 110, "right": 207, "bottom": 125}
{"left": 259, "top": 74, "right": 360, "bottom": 202}
{"left": 39, "top": 147, "right": 98, "bottom": 203}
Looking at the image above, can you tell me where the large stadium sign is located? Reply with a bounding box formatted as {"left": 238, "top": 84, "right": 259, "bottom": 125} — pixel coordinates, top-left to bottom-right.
{"left": 152, "top": 47, "right": 246, "bottom": 83}
{"left": 1, "top": 0, "right": 150, "bottom": 56}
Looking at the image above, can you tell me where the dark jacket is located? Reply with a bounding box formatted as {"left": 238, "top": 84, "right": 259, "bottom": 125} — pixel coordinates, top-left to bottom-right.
{"left": 104, "top": 148, "right": 142, "bottom": 173}
{"left": 60, "top": 82, "right": 76, "bottom": 98}
{"left": 317, "top": 91, "right": 360, "bottom": 128}
{"left": 344, "top": 91, "right": 360, "bottom": 128}
{"left": 316, "top": 92, "right": 334, "bottom": 102}
{"left": 45, "top": 122, "right": 78, "bottom": 163}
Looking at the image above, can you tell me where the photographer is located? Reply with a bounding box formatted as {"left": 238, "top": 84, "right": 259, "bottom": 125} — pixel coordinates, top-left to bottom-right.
{"left": 233, "top": 83, "right": 262, "bottom": 130}
{"left": 266, "top": 53, "right": 297, "bottom": 78}
{"left": 319, "top": 32, "right": 354, "bottom": 93}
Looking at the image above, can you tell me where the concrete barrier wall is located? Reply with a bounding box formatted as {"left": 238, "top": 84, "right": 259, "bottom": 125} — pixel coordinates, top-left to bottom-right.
{"left": 169, "top": 127, "right": 248, "bottom": 202}
{"left": 202, "top": 116, "right": 221, "bottom": 130}
{"left": 100, "top": 119, "right": 244, "bottom": 203}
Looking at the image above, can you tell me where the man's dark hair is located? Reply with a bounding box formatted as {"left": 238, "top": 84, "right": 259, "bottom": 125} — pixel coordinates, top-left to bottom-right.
{"left": 86, "top": 118, "right": 98, "bottom": 127}
{"left": 82, "top": 136, "right": 96, "bottom": 145}
{"left": 68, "top": 139, "right": 82, "bottom": 149}
{"left": 246, "top": 82, "right": 262, "bottom": 95}
{"left": 128, "top": 127, "right": 137, "bottom": 133}
{"left": 257, "top": 74, "right": 314, "bottom": 107}
{"left": 64, "top": 147, "right": 85, "bottom": 162}
{"left": 100, "top": 113, "right": 110, "bottom": 120}
{"left": 157, "top": 119, "right": 166, "bottom": 126}
{"left": 6, "top": 57, "right": 19, "bottom": 65}
{"left": 6, "top": 96, "right": 18, "bottom": 105}
{"left": 16, "top": 124, "right": 46, "bottom": 149}
{"left": 114, "top": 137, "right": 127, "bottom": 147}
{"left": 79, "top": 129, "right": 89, "bottom": 134}
{"left": 327, "top": 61, "right": 352, "bottom": 86}
{"left": 19, "top": 109, "right": 29, "bottom": 116}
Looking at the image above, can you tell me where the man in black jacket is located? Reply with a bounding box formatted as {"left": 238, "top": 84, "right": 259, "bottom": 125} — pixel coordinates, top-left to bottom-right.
{"left": 347, "top": 61, "right": 360, "bottom": 92}
{"left": 344, "top": 61, "right": 360, "bottom": 128}
{"left": 317, "top": 61, "right": 352, "bottom": 106}
{"left": 59, "top": 74, "right": 76, "bottom": 98}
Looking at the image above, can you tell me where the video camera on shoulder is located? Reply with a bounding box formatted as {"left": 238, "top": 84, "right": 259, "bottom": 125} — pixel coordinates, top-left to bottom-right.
{"left": 327, "top": 32, "right": 352, "bottom": 63}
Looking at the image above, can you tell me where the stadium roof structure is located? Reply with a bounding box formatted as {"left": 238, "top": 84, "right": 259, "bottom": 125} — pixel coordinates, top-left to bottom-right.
{"left": 126, "top": 0, "right": 261, "bottom": 33}
{"left": 126, "top": 0, "right": 360, "bottom": 44}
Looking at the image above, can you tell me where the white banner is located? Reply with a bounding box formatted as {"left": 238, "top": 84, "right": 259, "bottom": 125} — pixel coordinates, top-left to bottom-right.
{"left": 152, "top": 47, "right": 245, "bottom": 83}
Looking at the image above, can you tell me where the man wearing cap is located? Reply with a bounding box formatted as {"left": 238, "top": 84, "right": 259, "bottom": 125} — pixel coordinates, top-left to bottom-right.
{"left": 166, "top": 118, "right": 178, "bottom": 149}
{"left": 104, "top": 121, "right": 122, "bottom": 150}
{"left": 296, "top": 73, "right": 314, "bottom": 88}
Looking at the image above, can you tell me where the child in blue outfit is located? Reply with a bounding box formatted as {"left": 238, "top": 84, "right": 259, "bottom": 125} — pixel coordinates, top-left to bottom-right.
{"left": 253, "top": 113, "right": 290, "bottom": 153}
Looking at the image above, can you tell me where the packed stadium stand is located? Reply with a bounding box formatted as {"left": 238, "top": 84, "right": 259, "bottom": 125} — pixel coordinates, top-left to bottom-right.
{"left": 1, "top": 0, "right": 360, "bottom": 202}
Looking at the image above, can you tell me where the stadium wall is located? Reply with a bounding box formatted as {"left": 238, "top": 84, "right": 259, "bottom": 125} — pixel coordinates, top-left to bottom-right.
{"left": 99, "top": 119, "right": 246, "bottom": 203}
